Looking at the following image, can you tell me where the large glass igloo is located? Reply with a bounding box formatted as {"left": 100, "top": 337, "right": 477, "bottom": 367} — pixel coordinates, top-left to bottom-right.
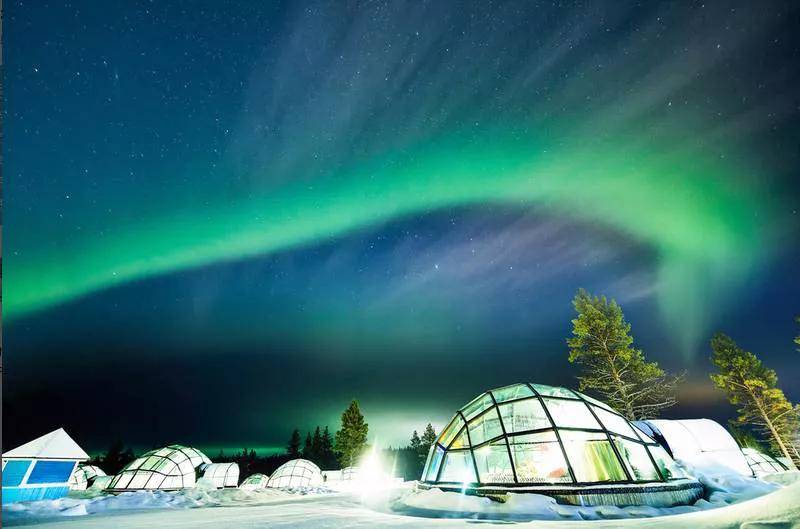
{"left": 267, "top": 459, "right": 323, "bottom": 488}
{"left": 421, "top": 383, "right": 703, "bottom": 506}
{"left": 106, "top": 445, "right": 211, "bottom": 491}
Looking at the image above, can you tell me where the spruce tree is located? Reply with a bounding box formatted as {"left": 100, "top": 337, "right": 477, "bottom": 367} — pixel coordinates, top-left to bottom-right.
{"left": 710, "top": 333, "right": 800, "bottom": 468}
{"left": 409, "top": 430, "right": 421, "bottom": 453}
{"left": 420, "top": 423, "right": 437, "bottom": 449}
{"left": 335, "top": 400, "right": 369, "bottom": 468}
{"left": 287, "top": 428, "right": 302, "bottom": 457}
{"left": 321, "top": 426, "right": 335, "bottom": 469}
{"left": 302, "top": 432, "right": 313, "bottom": 459}
{"left": 312, "top": 427, "right": 323, "bottom": 463}
{"left": 567, "top": 289, "right": 682, "bottom": 420}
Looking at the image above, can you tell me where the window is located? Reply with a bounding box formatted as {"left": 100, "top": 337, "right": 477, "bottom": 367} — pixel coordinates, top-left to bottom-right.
{"left": 543, "top": 398, "right": 601, "bottom": 429}
{"left": 473, "top": 442, "right": 515, "bottom": 483}
{"left": 498, "top": 398, "right": 549, "bottom": 433}
{"left": 438, "top": 451, "right": 476, "bottom": 483}
{"left": 2, "top": 460, "right": 32, "bottom": 486}
{"left": 613, "top": 436, "right": 660, "bottom": 481}
{"left": 491, "top": 383, "right": 535, "bottom": 403}
{"left": 509, "top": 432, "right": 571, "bottom": 483}
{"left": 593, "top": 406, "right": 638, "bottom": 439}
{"left": 648, "top": 445, "right": 687, "bottom": 479}
{"left": 27, "top": 461, "right": 76, "bottom": 484}
{"left": 468, "top": 408, "right": 504, "bottom": 445}
{"left": 560, "top": 430, "right": 626, "bottom": 483}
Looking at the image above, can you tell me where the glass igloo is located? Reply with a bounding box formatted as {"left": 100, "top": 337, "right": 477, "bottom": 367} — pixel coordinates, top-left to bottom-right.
{"left": 68, "top": 464, "right": 107, "bottom": 491}
{"left": 200, "top": 462, "right": 240, "bottom": 488}
{"left": 239, "top": 473, "right": 270, "bottom": 490}
{"left": 742, "top": 448, "right": 789, "bottom": 476}
{"left": 421, "top": 383, "right": 703, "bottom": 506}
{"left": 106, "top": 445, "right": 211, "bottom": 491}
{"left": 267, "top": 459, "right": 323, "bottom": 488}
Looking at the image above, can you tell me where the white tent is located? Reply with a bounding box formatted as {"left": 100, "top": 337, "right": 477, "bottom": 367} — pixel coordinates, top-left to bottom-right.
{"left": 200, "top": 463, "right": 240, "bottom": 488}
{"left": 2, "top": 428, "right": 89, "bottom": 504}
{"left": 643, "top": 419, "right": 752, "bottom": 476}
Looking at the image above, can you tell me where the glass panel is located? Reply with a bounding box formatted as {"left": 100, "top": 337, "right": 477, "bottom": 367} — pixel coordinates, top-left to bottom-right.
{"left": 613, "top": 436, "right": 660, "bottom": 481}
{"left": 560, "top": 430, "right": 627, "bottom": 483}
{"left": 450, "top": 427, "right": 470, "bottom": 449}
{"left": 468, "top": 408, "right": 504, "bottom": 446}
{"left": 508, "top": 433, "right": 571, "bottom": 483}
{"left": 532, "top": 384, "right": 579, "bottom": 399}
{"left": 438, "top": 451, "right": 476, "bottom": 483}
{"left": 576, "top": 391, "right": 616, "bottom": 412}
{"left": 491, "top": 383, "right": 535, "bottom": 403}
{"left": 461, "top": 393, "right": 495, "bottom": 421}
{"left": 498, "top": 398, "right": 550, "bottom": 433}
{"left": 543, "top": 398, "right": 601, "bottom": 429}
{"left": 438, "top": 416, "right": 464, "bottom": 448}
{"left": 473, "top": 442, "right": 514, "bottom": 484}
{"left": 27, "top": 461, "right": 76, "bottom": 484}
{"left": 126, "top": 458, "right": 145, "bottom": 470}
{"left": 1, "top": 460, "right": 31, "bottom": 486}
{"left": 648, "top": 445, "right": 687, "bottom": 479}
{"left": 593, "top": 406, "right": 638, "bottom": 438}
{"left": 632, "top": 424, "right": 657, "bottom": 443}
{"left": 424, "top": 445, "right": 444, "bottom": 481}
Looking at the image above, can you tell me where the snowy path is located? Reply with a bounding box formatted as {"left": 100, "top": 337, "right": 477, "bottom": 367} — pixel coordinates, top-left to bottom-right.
{"left": 5, "top": 482, "right": 800, "bottom": 529}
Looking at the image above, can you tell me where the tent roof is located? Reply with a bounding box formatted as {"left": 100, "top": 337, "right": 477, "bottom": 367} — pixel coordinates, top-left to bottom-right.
{"left": 3, "top": 428, "right": 89, "bottom": 460}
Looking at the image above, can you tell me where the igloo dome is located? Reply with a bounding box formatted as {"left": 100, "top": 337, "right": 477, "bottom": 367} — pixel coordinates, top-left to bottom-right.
{"left": 106, "top": 445, "right": 211, "bottom": 491}
{"left": 267, "top": 459, "right": 323, "bottom": 488}
{"left": 420, "top": 383, "right": 703, "bottom": 506}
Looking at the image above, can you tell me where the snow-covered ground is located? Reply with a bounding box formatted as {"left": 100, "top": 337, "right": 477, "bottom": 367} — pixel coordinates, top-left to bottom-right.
{"left": 4, "top": 469, "right": 799, "bottom": 528}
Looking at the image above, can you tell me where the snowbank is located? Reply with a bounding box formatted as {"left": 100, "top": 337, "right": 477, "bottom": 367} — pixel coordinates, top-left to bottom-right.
{"left": 382, "top": 459, "right": 794, "bottom": 521}
{"left": 2, "top": 478, "right": 337, "bottom": 524}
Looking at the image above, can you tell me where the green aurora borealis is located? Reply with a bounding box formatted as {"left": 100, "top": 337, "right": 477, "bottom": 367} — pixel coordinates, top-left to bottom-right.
{"left": 5, "top": 130, "right": 771, "bottom": 353}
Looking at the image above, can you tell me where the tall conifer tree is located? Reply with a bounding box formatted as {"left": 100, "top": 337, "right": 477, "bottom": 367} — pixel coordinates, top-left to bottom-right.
{"left": 335, "top": 400, "right": 369, "bottom": 467}
{"left": 710, "top": 333, "right": 800, "bottom": 468}
{"left": 567, "top": 289, "right": 681, "bottom": 420}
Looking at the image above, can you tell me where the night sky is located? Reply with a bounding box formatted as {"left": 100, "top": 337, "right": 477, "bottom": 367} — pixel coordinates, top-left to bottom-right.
{"left": 4, "top": 1, "right": 800, "bottom": 456}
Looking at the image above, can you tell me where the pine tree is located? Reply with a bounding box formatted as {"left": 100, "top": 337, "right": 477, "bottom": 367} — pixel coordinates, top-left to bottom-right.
{"left": 409, "top": 430, "right": 421, "bottom": 453}
{"left": 312, "top": 427, "right": 323, "bottom": 463}
{"left": 710, "top": 333, "right": 800, "bottom": 468}
{"left": 567, "top": 289, "right": 682, "bottom": 420}
{"left": 287, "top": 428, "right": 302, "bottom": 457}
{"left": 420, "top": 423, "right": 437, "bottom": 450}
{"left": 335, "top": 400, "right": 369, "bottom": 468}
{"left": 321, "top": 426, "right": 335, "bottom": 469}
{"left": 302, "top": 432, "right": 313, "bottom": 459}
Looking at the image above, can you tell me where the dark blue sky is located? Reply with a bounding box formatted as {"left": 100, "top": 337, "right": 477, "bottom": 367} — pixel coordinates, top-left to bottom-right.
{"left": 3, "top": 1, "right": 800, "bottom": 454}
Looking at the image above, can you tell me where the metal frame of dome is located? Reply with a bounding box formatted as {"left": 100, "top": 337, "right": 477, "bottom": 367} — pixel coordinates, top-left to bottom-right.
{"left": 105, "top": 445, "right": 211, "bottom": 491}
{"left": 420, "top": 383, "right": 703, "bottom": 506}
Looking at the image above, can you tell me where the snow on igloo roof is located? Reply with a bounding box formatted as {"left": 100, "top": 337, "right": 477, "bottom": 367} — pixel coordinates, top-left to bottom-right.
{"left": 267, "top": 459, "right": 322, "bottom": 488}
{"left": 106, "top": 445, "right": 211, "bottom": 491}
{"left": 423, "top": 383, "right": 688, "bottom": 487}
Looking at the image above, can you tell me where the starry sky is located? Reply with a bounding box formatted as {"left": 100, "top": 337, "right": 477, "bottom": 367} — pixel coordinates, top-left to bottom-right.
{"left": 4, "top": 1, "right": 800, "bottom": 455}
